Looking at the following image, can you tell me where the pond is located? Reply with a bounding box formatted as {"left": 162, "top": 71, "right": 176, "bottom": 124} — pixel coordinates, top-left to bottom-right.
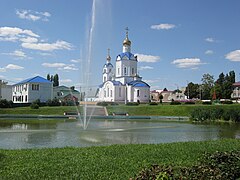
{"left": 0, "top": 119, "right": 240, "bottom": 149}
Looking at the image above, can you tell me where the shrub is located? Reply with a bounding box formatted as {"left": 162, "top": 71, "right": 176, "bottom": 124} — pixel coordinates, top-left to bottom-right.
{"left": 149, "top": 102, "right": 158, "bottom": 105}
{"left": 96, "top": 102, "right": 108, "bottom": 106}
{"left": 46, "top": 98, "right": 61, "bottom": 106}
{"left": 221, "top": 100, "right": 233, "bottom": 104}
{"left": 133, "top": 151, "right": 240, "bottom": 180}
{"left": 191, "top": 107, "right": 211, "bottom": 121}
{"left": 126, "top": 102, "right": 139, "bottom": 106}
{"left": 202, "top": 101, "right": 212, "bottom": 105}
{"left": 170, "top": 101, "right": 181, "bottom": 105}
{"left": 0, "top": 99, "right": 13, "bottom": 108}
{"left": 30, "top": 103, "right": 39, "bottom": 109}
{"left": 184, "top": 101, "right": 195, "bottom": 105}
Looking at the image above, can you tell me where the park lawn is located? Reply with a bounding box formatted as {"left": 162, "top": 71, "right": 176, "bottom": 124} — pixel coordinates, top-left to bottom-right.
{"left": 107, "top": 103, "right": 240, "bottom": 116}
{"left": 0, "top": 139, "right": 240, "bottom": 179}
{"left": 0, "top": 106, "right": 80, "bottom": 115}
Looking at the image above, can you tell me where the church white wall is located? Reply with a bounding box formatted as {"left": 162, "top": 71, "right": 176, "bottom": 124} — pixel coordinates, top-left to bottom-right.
{"left": 132, "top": 87, "right": 150, "bottom": 103}
{"left": 115, "top": 59, "right": 137, "bottom": 79}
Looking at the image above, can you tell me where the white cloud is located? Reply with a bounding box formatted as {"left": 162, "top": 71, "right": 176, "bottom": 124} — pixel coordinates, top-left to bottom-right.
{"left": 135, "top": 53, "right": 160, "bottom": 63}
{"left": 16, "top": 9, "right": 51, "bottom": 22}
{"left": 0, "top": 64, "right": 24, "bottom": 72}
{"left": 145, "top": 79, "right": 160, "bottom": 84}
{"left": 225, "top": 50, "right": 240, "bottom": 62}
{"left": 139, "top": 66, "right": 154, "bottom": 70}
{"left": 205, "top": 50, "right": 214, "bottom": 55}
{"left": 171, "top": 58, "right": 205, "bottom": 69}
{"left": 42, "top": 63, "right": 66, "bottom": 68}
{"left": 205, "top": 37, "right": 215, "bottom": 43}
{"left": 22, "top": 40, "right": 73, "bottom": 51}
{"left": 3, "top": 50, "right": 27, "bottom": 58}
{"left": 42, "top": 63, "right": 78, "bottom": 71}
{"left": 0, "top": 27, "right": 39, "bottom": 42}
{"left": 5, "top": 64, "right": 24, "bottom": 70}
{"left": 70, "top": 59, "right": 81, "bottom": 63}
{"left": 20, "top": 37, "right": 38, "bottom": 43}
{"left": 151, "top": 23, "right": 176, "bottom": 30}
{"left": 60, "top": 79, "right": 72, "bottom": 83}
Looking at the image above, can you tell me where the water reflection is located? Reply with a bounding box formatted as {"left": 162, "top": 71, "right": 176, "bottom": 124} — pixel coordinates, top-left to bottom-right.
{"left": 0, "top": 119, "right": 239, "bottom": 149}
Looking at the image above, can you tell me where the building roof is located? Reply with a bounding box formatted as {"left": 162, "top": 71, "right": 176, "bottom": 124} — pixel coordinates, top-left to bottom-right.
{"left": 128, "top": 80, "right": 150, "bottom": 88}
{"left": 103, "top": 62, "right": 113, "bottom": 68}
{"left": 233, "top": 81, "right": 240, "bottom": 86}
{"left": 99, "top": 80, "right": 123, "bottom": 88}
{"left": 14, "top": 76, "right": 52, "bottom": 85}
{"left": 117, "top": 52, "right": 135, "bottom": 60}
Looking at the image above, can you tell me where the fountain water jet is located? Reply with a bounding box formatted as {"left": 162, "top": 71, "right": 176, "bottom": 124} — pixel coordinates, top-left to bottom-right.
{"left": 78, "top": 0, "right": 97, "bottom": 130}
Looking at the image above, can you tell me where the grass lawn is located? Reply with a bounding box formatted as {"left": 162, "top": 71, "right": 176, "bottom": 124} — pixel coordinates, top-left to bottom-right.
{"left": 107, "top": 103, "right": 240, "bottom": 116}
{"left": 0, "top": 106, "right": 80, "bottom": 115}
{"left": 0, "top": 139, "right": 240, "bottom": 179}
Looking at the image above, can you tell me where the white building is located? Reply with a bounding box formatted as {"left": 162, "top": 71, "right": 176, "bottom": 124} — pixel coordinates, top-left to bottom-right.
{"left": 98, "top": 29, "right": 150, "bottom": 103}
{"left": 0, "top": 80, "right": 12, "bottom": 101}
{"left": 12, "top": 76, "right": 53, "bottom": 103}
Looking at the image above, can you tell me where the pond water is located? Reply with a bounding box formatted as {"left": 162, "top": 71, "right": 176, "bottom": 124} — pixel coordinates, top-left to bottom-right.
{"left": 0, "top": 119, "right": 240, "bottom": 149}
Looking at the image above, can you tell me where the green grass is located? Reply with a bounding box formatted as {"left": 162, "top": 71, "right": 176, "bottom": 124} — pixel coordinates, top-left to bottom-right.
{"left": 0, "top": 106, "right": 80, "bottom": 115}
{"left": 0, "top": 139, "right": 240, "bottom": 179}
{"left": 107, "top": 104, "right": 240, "bottom": 116}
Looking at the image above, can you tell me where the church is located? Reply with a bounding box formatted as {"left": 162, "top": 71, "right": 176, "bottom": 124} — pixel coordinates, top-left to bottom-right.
{"left": 97, "top": 29, "right": 150, "bottom": 103}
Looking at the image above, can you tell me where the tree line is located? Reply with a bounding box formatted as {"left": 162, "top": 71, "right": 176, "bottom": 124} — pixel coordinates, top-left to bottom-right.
{"left": 47, "top": 74, "right": 59, "bottom": 87}
{"left": 184, "top": 70, "right": 236, "bottom": 100}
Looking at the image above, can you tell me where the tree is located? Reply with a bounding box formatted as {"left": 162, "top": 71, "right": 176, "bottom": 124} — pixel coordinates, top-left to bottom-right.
{"left": 47, "top": 74, "right": 50, "bottom": 81}
{"left": 201, "top": 73, "right": 214, "bottom": 100}
{"left": 53, "top": 74, "right": 59, "bottom": 87}
{"left": 159, "top": 94, "right": 163, "bottom": 104}
{"left": 184, "top": 82, "right": 200, "bottom": 99}
{"left": 50, "top": 75, "right": 54, "bottom": 82}
{"left": 70, "top": 86, "right": 75, "bottom": 90}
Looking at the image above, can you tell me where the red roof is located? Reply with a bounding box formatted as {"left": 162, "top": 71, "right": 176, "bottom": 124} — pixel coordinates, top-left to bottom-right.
{"left": 233, "top": 81, "right": 240, "bottom": 86}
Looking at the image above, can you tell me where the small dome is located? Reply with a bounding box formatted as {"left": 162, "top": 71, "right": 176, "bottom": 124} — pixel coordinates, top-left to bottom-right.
{"left": 123, "top": 37, "right": 131, "bottom": 46}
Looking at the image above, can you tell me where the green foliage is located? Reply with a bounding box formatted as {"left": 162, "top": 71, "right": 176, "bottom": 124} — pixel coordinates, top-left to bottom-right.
{"left": 221, "top": 100, "right": 233, "bottom": 104}
{"left": 191, "top": 106, "right": 240, "bottom": 122}
{"left": 126, "top": 102, "right": 139, "bottom": 106}
{"left": 30, "top": 103, "right": 39, "bottom": 109}
{"left": 202, "top": 101, "right": 212, "bottom": 105}
{"left": 133, "top": 150, "right": 240, "bottom": 180}
{"left": 170, "top": 101, "right": 181, "bottom": 105}
{"left": 149, "top": 102, "right": 158, "bottom": 105}
{"left": 184, "top": 82, "right": 200, "bottom": 99}
{"left": 184, "top": 101, "right": 195, "bottom": 105}
{"left": 96, "top": 102, "right": 108, "bottom": 106}
{"left": 0, "top": 140, "right": 240, "bottom": 180}
{"left": 46, "top": 98, "right": 61, "bottom": 106}
{"left": 0, "top": 99, "right": 13, "bottom": 108}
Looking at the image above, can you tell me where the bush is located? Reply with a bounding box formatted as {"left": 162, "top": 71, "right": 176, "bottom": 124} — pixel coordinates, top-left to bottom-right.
{"left": 184, "top": 101, "right": 195, "bottom": 105}
{"left": 133, "top": 151, "right": 240, "bottom": 180}
{"left": 0, "top": 99, "right": 13, "bottom": 108}
{"left": 149, "top": 102, "right": 158, "bottom": 105}
{"left": 96, "top": 102, "right": 108, "bottom": 106}
{"left": 221, "top": 100, "right": 233, "bottom": 104}
{"left": 30, "top": 103, "right": 39, "bottom": 109}
{"left": 170, "top": 101, "right": 181, "bottom": 105}
{"left": 46, "top": 98, "right": 61, "bottom": 106}
{"left": 202, "top": 101, "right": 212, "bottom": 105}
{"left": 126, "top": 102, "right": 139, "bottom": 106}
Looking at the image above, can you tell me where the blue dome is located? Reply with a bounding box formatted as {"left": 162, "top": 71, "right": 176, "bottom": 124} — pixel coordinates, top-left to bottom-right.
{"left": 103, "top": 62, "right": 113, "bottom": 68}
{"left": 128, "top": 80, "right": 150, "bottom": 87}
{"left": 117, "top": 52, "right": 135, "bottom": 60}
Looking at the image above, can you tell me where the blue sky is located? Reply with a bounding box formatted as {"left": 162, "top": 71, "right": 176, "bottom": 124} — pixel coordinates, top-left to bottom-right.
{"left": 1, "top": 0, "right": 240, "bottom": 91}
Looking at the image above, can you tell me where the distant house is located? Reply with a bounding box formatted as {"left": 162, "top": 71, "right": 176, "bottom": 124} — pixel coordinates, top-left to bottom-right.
{"left": 231, "top": 81, "right": 240, "bottom": 100}
{"left": 53, "top": 86, "right": 80, "bottom": 102}
{"left": 0, "top": 80, "right": 12, "bottom": 101}
{"left": 12, "top": 76, "right": 53, "bottom": 103}
{"left": 150, "top": 88, "right": 187, "bottom": 102}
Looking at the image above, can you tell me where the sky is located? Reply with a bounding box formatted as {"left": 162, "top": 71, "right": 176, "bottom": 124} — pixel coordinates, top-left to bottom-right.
{"left": 1, "top": 0, "right": 240, "bottom": 92}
